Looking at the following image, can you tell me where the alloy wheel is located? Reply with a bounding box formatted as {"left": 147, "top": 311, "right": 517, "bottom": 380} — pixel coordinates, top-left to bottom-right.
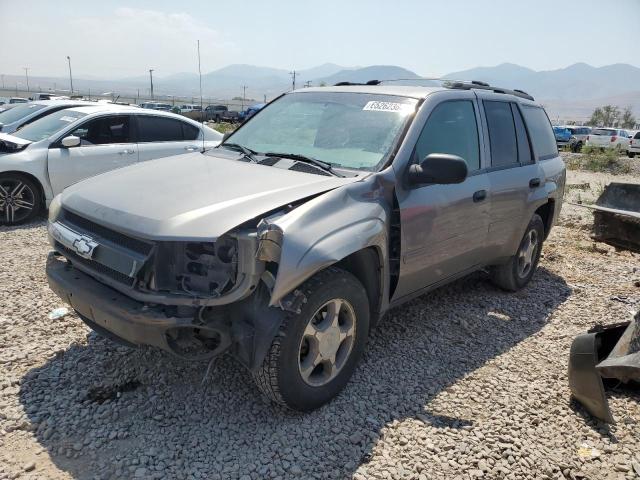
{"left": 517, "top": 229, "right": 539, "bottom": 278}
{"left": 298, "top": 298, "right": 356, "bottom": 387}
{"left": 0, "top": 178, "right": 36, "bottom": 224}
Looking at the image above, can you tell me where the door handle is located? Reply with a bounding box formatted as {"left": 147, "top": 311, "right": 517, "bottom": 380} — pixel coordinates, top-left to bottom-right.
{"left": 473, "top": 190, "right": 487, "bottom": 202}
{"left": 118, "top": 149, "right": 135, "bottom": 155}
{"left": 529, "top": 178, "right": 541, "bottom": 188}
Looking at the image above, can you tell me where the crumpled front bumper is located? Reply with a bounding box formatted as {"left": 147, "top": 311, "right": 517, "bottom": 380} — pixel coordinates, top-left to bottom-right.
{"left": 46, "top": 252, "right": 198, "bottom": 353}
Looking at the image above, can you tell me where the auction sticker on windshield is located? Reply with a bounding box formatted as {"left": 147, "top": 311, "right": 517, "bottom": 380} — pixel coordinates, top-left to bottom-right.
{"left": 363, "top": 101, "right": 412, "bottom": 114}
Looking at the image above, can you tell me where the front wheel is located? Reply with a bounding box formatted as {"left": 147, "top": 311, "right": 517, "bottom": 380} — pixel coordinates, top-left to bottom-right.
{"left": 253, "top": 267, "right": 370, "bottom": 411}
{"left": 490, "top": 214, "right": 545, "bottom": 291}
{"left": 0, "top": 174, "right": 42, "bottom": 225}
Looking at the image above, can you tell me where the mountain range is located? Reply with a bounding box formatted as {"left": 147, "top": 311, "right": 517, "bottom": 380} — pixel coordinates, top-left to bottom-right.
{"left": 3, "top": 62, "right": 639, "bottom": 120}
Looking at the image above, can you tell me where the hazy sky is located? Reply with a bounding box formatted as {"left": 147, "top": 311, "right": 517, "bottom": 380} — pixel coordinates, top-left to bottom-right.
{"left": 1, "top": 0, "right": 639, "bottom": 79}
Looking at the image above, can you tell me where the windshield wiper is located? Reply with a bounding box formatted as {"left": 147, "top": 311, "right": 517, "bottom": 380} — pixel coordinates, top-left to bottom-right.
{"left": 264, "top": 152, "right": 343, "bottom": 177}
{"left": 219, "top": 142, "right": 259, "bottom": 162}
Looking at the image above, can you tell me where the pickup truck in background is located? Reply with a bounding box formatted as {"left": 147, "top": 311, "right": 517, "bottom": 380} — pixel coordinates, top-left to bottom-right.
{"left": 205, "top": 105, "right": 239, "bottom": 123}
{"left": 585, "top": 128, "right": 631, "bottom": 150}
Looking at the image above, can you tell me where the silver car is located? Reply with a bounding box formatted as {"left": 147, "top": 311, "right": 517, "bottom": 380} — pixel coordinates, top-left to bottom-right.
{"left": 0, "top": 105, "right": 222, "bottom": 224}
{"left": 0, "top": 99, "right": 95, "bottom": 134}
{"left": 46, "top": 82, "right": 565, "bottom": 411}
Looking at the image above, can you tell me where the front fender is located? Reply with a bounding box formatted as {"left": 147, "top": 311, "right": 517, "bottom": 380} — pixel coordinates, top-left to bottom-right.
{"left": 267, "top": 177, "right": 390, "bottom": 306}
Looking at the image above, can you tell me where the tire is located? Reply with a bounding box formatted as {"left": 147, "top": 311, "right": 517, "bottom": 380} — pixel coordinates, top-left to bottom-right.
{"left": 490, "top": 214, "right": 545, "bottom": 292}
{"left": 253, "top": 266, "right": 370, "bottom": 411}
{"left": 0, "top": 174, "right": 42, "bottom": 226}
{"left": 572, "top": 142, "right": 583, "bottom": 153}
{"left": 628, "top": 152, "right": 636, "bottom": 159}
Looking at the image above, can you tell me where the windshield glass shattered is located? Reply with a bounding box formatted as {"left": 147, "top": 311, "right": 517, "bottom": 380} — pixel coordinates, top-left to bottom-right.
{"left": 225, "top": 92, "right": 418, "bottom": 171}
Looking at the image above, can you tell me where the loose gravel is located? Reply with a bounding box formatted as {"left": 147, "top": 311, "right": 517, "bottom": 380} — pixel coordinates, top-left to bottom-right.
{"left": 1, "top": 170, "right": 639, "bottom": 480}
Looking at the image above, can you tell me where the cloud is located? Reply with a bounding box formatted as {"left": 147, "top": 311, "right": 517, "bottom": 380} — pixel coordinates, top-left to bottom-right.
{"left": 0, "top": 6, "right": 238, "bottom": 78}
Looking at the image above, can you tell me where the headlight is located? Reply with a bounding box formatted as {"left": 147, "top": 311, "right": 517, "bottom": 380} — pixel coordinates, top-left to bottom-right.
{"left": 48, "top": 194, "right": 62, "bottom": 222}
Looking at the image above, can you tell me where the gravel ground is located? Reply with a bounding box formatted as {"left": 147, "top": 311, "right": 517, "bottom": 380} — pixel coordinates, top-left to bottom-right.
{"left": 1, "top": 170, "right": 639, "bottom": 480}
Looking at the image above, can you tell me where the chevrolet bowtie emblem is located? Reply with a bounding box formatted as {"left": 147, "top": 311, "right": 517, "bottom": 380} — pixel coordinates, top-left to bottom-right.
{"left": 49, "top": 221, "right": 99, "bottom": 260}
{"left": 72, "top": 236, "right": 98, "bottom": 259}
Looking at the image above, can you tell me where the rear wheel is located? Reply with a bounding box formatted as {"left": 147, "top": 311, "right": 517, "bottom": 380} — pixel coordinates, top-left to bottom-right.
{"left": 253, "top": 267, "right": 370, "bottom": 411}
{"left": 628, "top": 152, "right": 636, "bottom": 158}
{"left": 0, "top": 174, "right": 42, "bottom": 225}
{"left": 572, "top": 141, "right": 583, "bottom": 153}
{"left": 490, "top": 214, "right": 544, "bottom": 291}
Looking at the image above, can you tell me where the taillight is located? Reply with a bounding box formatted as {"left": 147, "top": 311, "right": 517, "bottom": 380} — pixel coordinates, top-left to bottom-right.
{"left": 611, "top": 136, "right": 617, "bottom": 142}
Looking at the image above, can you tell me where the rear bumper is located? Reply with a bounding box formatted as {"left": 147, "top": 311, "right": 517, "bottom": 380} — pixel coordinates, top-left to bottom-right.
{"left": 46, "top": 252, "right": 196, "bottom": 353}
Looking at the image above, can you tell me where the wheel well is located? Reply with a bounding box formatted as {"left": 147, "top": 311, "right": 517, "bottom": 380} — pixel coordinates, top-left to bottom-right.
{"left": 0, "top": 171, "right": 46, "bottom": 209}
{"left": 335, "top": 247, "right": 383, "bottom": 327}
{"left": 535, "top": 200, "right": 555, "bottom": 240}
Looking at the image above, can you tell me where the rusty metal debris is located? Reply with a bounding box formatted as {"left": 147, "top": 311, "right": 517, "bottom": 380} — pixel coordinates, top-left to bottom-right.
{"left": 590, "top": 182, "right": 640, "bottom": 252}
{"left": 569, "top": 311, "right": 640, "bottom": 423}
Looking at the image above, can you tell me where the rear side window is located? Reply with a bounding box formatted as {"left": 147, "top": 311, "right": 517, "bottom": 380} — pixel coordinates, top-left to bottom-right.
{"left": 70, "top": 115, "right": 131, "bottom": 145}
{"left": 137, "top": 116, "right": 198, "bottom": 142}
{"left": 413, "top": 100, "right": 480, "bottom": 171}
{"left": 521, "top": 106, "right": 557, "bottom": 160}
{"left": 511, "top": 104, "right": 532, "bottom": 164}
{"left": 483, "top": 101, "right": 517, "bottom": 167}
{"left": 635, "top": 132, "right": 640, "bottom": 140}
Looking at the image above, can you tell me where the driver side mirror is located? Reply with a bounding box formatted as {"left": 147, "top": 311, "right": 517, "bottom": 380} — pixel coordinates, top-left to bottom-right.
{"left": 408, "top": 153, "right": 468, "bottom": 186}
{"left": 61, "top": 135, "right": 81, "bottom": 148}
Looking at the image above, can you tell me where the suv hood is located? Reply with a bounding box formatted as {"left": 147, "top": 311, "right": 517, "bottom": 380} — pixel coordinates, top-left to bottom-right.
{"left": 60, "top": 152, "right": 361, "bottom": 240}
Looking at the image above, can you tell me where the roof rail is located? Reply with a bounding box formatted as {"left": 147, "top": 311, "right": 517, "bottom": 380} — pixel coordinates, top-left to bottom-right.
{"left": 443, "top": 80, "right": 535, "bottom": 101}
{"left": 332, "top": 77, "right": 535, "bottom": 101}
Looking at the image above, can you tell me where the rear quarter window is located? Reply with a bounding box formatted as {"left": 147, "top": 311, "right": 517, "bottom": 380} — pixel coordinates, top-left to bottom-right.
{"left": 521, "top": 106, "right": 557, "bottom": 160}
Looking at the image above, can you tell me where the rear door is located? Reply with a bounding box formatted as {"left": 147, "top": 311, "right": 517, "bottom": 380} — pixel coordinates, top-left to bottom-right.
{"left": 47, "top": 114, "right": 138, "bottom": 194}
{"left": 479, "top": 97, "right": 544, "bottom": 260}
{"left": 135, "top": 115, "right": 202, "bottom": 161}
{"left": 393, "top": 96, "right": 490, "bottom": 299}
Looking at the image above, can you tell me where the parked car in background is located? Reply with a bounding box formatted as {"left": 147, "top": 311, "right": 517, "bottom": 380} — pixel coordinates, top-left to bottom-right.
{"left": 0, "top": 100, "right": 94, "bottom": 134}
{"left": 205, "top": 104, "right": 239, "bottom": 123}
{"left": 562, "top": 125, "right": 591, "bottom": 152}
{"left": 180, "top": 104, "right": 202, "bottom": 113}
{"left": 140, "top": 102, "right": 172, "bottom": 111}
{"left": 553, "top": 126, "right": 571, "bottom": 148}
{"left": 9, "top": 98, "right": 28, "bottom": 104}
{"left": 586, "top": 128, "right": 631, "bottom": 150}
{"left": 30, "top": 93, "right": 69, "bottom": 101}
{"left": 45, "top": 82, "right": 565, "bottom": 411}
{"left": 239, "top": 103, "right": 266, "bottom": 122}
{"left": 628, "top": 131, "right": 640, "bottom": 158}
{"left": 0, "top": 106, "right": 222, "bottom": 224}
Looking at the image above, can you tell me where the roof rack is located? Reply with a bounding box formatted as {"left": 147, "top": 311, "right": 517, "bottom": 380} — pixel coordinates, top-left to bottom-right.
{"left": 332, "top": 77, "right": 535, "bottom": 101}
{"left": 442, "top": 80, "right": 535, "bottom": 101}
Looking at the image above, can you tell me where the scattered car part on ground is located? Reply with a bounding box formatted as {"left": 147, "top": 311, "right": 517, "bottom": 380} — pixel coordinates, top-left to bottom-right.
{"left": 569, "top": 311, "right": 639, "bottom": 423}
{"left": 46, "top": 81, "right": 565, "bottom": 411}
{"left": 0, "top": 105, "right": 222, "bottom": 225}
{"left": 588, "top": 182, "right": 640, "bottom": 253}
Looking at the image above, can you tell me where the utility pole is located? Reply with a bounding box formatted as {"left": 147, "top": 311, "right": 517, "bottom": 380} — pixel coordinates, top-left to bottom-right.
{"left": 149, "top": 69, "right": 154, "bottom": 100}
{"left": 66, "top": 56, "right": 74, "bottom": 94}
{"left": 241, "top": 85, "right": 247, "bottom": 110}
{"left": 263, "top": 94, "right": 266, "bottom": 103}
{"left": 289, "top": 70, "right": 297, "bottom": 91}
{"left": 136, "top": 89, "right": 139, "bottom": 104}
{"left": 23, "top": 67, "right": 30, "bottom": 92}
{"left": 1, "top": 74, "right": 4, "bottom": 90}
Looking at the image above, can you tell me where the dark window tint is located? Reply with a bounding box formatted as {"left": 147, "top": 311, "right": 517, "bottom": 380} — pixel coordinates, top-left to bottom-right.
{"left": 71, "top": 115, "right": 131, "bottom": 145}
{"left": 521, "top": 106, "right": 557, "bottom": 160}
{"left": 511, "top": 104, "right": 532, "bottom": 164}
{"left": 484, "top": 101, "right": 518, "bottom": 167}
{"left": 137, "top": 116, "right": 195, "bottom": 142}
{"left": 414, "top": 100, "right": 480, "bottom": 171}
{"left": 634, "top": 132, "right": 640, "bottom": 140}
{"left": 182, "top": 122, "right": 200, "bottom": 140}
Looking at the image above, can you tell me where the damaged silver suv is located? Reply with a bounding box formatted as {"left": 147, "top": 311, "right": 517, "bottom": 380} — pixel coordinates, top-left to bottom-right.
{"left": 46, "top": 81, "right": 565, "bottom": 411}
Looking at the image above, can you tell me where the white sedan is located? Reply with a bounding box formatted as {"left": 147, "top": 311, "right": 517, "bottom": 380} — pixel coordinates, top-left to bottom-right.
{"left": 0, "top": 105, "right": 222, "bottom": 225}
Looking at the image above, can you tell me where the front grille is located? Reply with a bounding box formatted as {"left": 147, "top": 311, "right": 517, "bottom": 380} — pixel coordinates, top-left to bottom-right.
{"left": 289, "top": 163, "right": 331, "bottom": 176}
{"left": 56, "top": 242, "right": 134, "bottom": 286}
{"left": 61, "top": 209, "right": 153, "bottom": 255}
